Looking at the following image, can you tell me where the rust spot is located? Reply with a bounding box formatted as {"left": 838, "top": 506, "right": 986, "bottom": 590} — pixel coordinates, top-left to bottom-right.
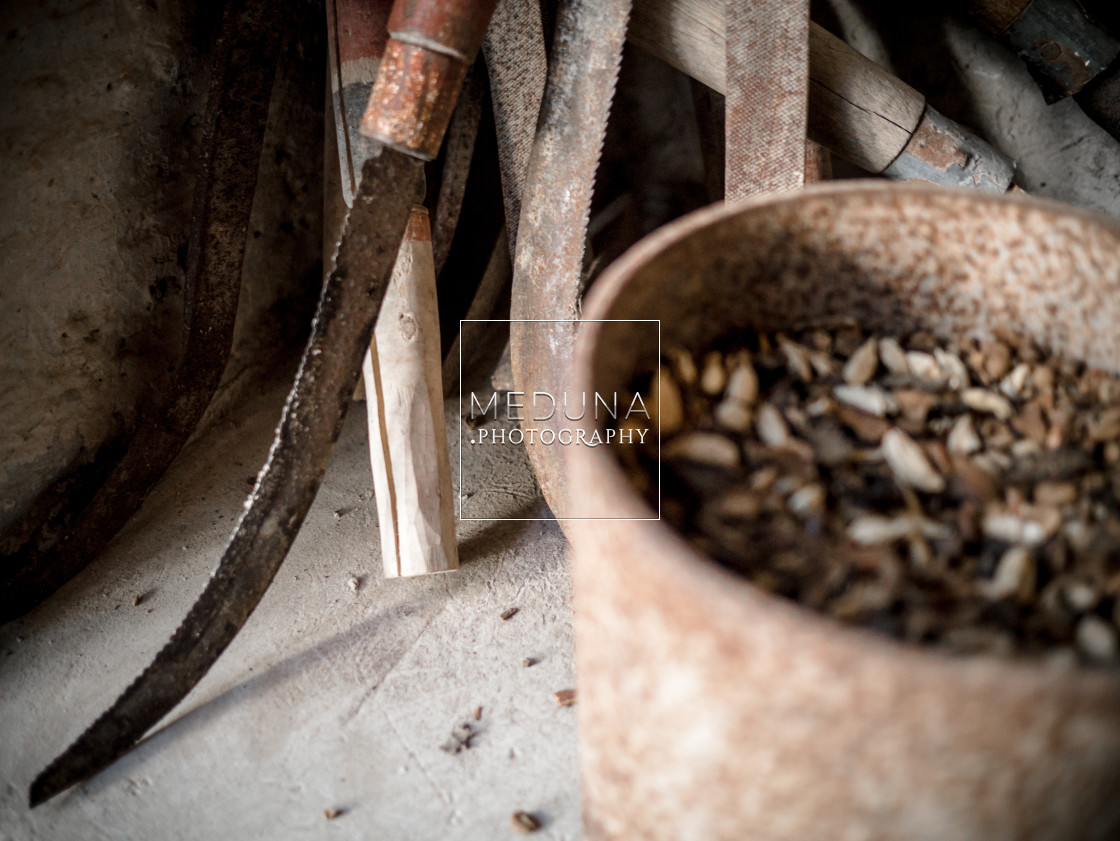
{"left": 906, "top": 118, "right": 969, "bottom": 172}
{"left": 1034, "top": 38, "right": 1097, "bottom": 92}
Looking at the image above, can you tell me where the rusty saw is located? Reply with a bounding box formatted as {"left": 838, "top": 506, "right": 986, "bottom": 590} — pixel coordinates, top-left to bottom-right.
{"left": 30, "top": 0, "right": 498, "bottom": 806}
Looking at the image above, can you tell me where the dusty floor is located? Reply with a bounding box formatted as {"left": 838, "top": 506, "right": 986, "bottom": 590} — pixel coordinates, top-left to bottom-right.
{"left": 1, "top": 371, "right": 578, "bottom": 840}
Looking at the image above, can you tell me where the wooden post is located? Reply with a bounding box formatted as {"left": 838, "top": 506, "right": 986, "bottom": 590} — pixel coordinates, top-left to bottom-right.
{"left": 364, "top": 207, "right": 459, "bottom": 577}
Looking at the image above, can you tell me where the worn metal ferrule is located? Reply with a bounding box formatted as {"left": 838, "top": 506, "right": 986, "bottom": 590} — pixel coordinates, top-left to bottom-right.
{"left": 361, "top": 39, "right": 469, "bottom": 161}
{"left": 361, "top": 0, "right": 498, "bottom": 160}
{"left": 883, "top": 105, "right": 1016, "bottom": 193}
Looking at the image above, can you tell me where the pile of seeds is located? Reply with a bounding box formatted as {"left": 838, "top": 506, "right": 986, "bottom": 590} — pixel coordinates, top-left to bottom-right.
{"left": 617, "top": 323, "right": 1120, "bottom": 664}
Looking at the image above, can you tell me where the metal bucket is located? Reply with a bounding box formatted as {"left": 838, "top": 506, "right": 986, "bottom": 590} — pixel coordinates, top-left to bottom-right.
{"left": 568, "top": 183, "right": 1120, "bottom": 840}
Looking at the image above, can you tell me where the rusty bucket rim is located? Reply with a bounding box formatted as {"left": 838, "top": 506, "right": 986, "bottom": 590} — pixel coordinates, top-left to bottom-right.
{"left": 569, "top": 179, "right": 1120, "bottom": 697}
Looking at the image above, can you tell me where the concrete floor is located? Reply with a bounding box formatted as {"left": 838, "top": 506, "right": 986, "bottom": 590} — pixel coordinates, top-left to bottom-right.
{"left": 1, "top": 370, "right": 578, "bottom": 840}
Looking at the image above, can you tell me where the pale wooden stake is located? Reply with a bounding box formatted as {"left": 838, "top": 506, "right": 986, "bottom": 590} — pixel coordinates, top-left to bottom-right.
{"left": 363, "top": 207, "right": 459, "bottom": 577}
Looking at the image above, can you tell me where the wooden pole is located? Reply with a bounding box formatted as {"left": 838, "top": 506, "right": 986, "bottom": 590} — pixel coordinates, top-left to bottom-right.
{"left": 363, "top": 207, "right": 459, "bottom": 577}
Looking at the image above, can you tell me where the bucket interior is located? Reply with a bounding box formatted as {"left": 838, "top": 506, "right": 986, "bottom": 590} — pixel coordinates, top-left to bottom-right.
{"left": 590, "top": 187, "right": 1120, "bottom": 404}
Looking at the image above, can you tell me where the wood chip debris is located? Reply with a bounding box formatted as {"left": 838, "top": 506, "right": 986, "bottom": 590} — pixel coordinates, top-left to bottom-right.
{"left": 323, "top": 807, "right": 344, "bottom": 820}
{"left": 554, "top": 689, "right": 578, "bottom": 707}
{"left": 439, "top": 722, "right": 476, "bottom": 754}
{"left": 619, "top": 326, "right": 1120, "bottom": 664}
{"left": 511, "top": 811, "right": 542, "bottom": 833}
{"left": 521, "top": 657, "right": 537, "bottom": 668}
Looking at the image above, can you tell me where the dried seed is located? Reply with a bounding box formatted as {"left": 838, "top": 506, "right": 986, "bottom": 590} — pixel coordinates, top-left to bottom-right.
{"left": 906, "top": 351, "right": 946, "bottom": 387}
{"left": 501, "top": 607, "right": 519, "bottom": 621}
{"left": 934, "top": 348, "right": 969, "bottom": 390}
{"left": 1088, "top": 406, "right": 1120, "bottom": 442}
{"left": 843, "top": 337, "right": 879, "bottom": 385}
{"left": 521, "top": 657, "right": 537, "bottom": 668}
{"left": 834, "top": 385, "right": 898, "bottom": 418}
{"left": 755, "top": 403, "right": 790, "bottom": 448}
{"left": 962, "top": 388, "right": 1014, "bottom": 420}
{"left": 947, "top": 415, "right": 982, "bottom": 455}
{"left": 948, "top": 455, "right": 1000, "bottom": 501}
{"left": 982, "top": 505, "right": 1061, "bottom": 547}
{"left": 1032, "top": 365, "right": 1055, "bottom": 395}
{"left": 882, "top": 429, "right": 945, "bottom": 492}
{"left": 830, "top": 582, "right": 895, "bottom": 618}
{"left": 788, "top": 483, "right": 826, "bottom": 519}
{"left": 1035, "top": 481, "right": 1077, "bottom": 507}
{"left": 666, "top": 432, "right": 740, "bottom": 468}
{"left": 512, "top": 811, "right": 542, "bottom": 833}
{"left": 1063, "top": 580, "right": 1099, "bottom": 613}
{"left": 979, "top": 547, "right": 1035, "bottom": 601}
{"left": 554, "top": 689, "right": 578, "bottom": 707}
{"left": 895, "top": 389, "right": 938, "bottom": 424}
{"left": 710, "top": 488, "right": 762, "bottom": 520}
{"left": 1011, "top": 439, "right": 1041, "bottom": 459}
{"left": 1012, "top": 400, "right": 1048, "bottom": 445}
{"left": 983, "top": 341, "right": 1012, "bottom": 380}
{"left": 847, "top": 514, "right": 951, "bottom": 545}
{"left": 666, "top": 347, "right": 697, "bottom": 386}
{"left": 700, "top": 351, "right": 727, "bottom": 396}
{"left": 879, "top": 337, "right": 910, "bottom": 375}
{"left": 1076, "top": 615, "right": 1118, "bottom": 662}
{"left": 778, "top": 336, "right": 814, "bottom": 382}
{"left": 714, "top": 399, "right": 753, "bottom": 433}
{"left": 1000, "top": 363, "right": 1031, "bottom": 399}
{"left": 835, "top": 405, "right": 890, "bottom": 442}
{"left": 651, "top": 365, "right": 684, "bottom": 435}
{"left": 323, "top": 808, "right": 344, "bottom": 820}
{"left": 725, "top": 361, "right": 760, "bottom": 406}
{"left": 809, "top": 350, "right": 835, "bottom": 378}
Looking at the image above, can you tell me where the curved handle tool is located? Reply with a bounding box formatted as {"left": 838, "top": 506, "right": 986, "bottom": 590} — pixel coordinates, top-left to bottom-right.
{"left": 31, "top": 152, "right": 424, "bottom": 807}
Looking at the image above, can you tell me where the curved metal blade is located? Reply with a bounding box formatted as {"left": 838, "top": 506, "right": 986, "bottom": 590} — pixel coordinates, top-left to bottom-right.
{"left": 30, "top": 151, "right": 425, "bottom": 807}
{"left": 1, "top": 0, "right": 287, "bottom": 623}
{"left": 507, "top": 0, "right": 632, "bottom": 519}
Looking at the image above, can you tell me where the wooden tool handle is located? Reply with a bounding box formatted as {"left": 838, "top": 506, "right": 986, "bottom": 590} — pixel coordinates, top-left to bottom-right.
{"left": 630, "top": 0, "right": 1014, "bottom": 187}
{"left": 362, "top": 0, "right": 499, "bottom": 160}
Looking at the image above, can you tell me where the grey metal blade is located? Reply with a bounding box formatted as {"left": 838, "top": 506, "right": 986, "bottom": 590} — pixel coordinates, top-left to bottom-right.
{"left": 507, "top": 0, "right": 632, "bottom": 519}
{"left": 30, "top": 151, "right": 425, "bottom": 808}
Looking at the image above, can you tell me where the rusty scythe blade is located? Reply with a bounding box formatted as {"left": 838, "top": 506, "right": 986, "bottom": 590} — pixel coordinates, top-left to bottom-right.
{"left": 0, "top": 0, "right": 286, "bottom": 623}
{"left": 30, "top": 152, "right": 424, "bottom": 807}
{"left": 507, "top": 0, "right": 632, "bottom": 520}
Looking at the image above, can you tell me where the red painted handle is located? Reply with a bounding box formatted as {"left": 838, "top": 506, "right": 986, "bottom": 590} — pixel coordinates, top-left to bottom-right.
{"left": 361, "top": 0, "right": 499, "bottom": 160}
